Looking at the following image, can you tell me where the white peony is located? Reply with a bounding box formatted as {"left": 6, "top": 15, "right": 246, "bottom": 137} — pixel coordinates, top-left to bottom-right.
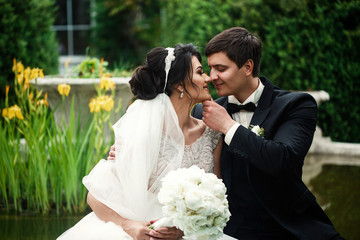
{"left": 154, "top": 165, "right": 231, "bottom": 240}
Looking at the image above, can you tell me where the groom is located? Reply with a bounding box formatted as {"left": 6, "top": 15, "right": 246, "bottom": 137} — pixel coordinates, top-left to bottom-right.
{"left": 192, "top": 27, "right": 343, "bottom": 239}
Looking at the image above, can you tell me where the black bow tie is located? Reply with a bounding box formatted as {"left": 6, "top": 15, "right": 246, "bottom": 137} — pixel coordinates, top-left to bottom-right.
{"left": 227, "top": 102, "right": 257, "bottom": 114}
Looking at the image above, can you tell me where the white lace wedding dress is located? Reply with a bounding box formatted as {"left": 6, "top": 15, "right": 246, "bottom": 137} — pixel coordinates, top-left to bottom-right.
{"left": 57, "top": 94, "right": 235, "bottom": 240}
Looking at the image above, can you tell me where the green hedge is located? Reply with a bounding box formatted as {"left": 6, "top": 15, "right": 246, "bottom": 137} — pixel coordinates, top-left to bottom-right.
{"left": 159, "top": 0, "right": 232, "bottom": 48}
{"left": 260, "top": 0, "right": 360, "bottom": 143}
{"left": 0, "top": 0, "right": 59, "bottom": 107}
{"left": 90, "top": 0, "right": 163, "bottom": 68}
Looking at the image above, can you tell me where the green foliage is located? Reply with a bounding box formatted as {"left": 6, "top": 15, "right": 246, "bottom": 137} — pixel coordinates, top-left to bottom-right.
{"left": 46, "top": 100, "right": 109, "bottom": 214}
{"left": 259, "top": 0, "right": 360, "bottom": 142}
{"left": 90, "top": 0, "right": 162, "bottom": 67}
{"left": 0, "top": 63, "right": 121, "bottom": 214}
{"left": 73, "top": 57, "right": 108, "bottom": 78}
{"left": 160, "top": 0, "right": 233, "bottom": 48}
{"left": 0, "top": 0, "right": 59, "bottom": 107}
{"left": 71, "top": 57, "right": 133, "bottom": 78}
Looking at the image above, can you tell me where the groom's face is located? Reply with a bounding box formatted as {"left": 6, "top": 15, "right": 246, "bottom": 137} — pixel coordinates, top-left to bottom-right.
{"left": 207, "top": 52, "right": 247, "bottom": 98}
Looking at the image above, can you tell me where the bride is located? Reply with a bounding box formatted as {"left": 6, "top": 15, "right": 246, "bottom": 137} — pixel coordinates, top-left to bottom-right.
{"left": 57, "top": 44, "right": 233, "bottom": 240}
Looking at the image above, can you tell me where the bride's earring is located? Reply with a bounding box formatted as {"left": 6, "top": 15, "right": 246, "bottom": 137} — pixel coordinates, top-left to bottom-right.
{"left": 180, "top": 89, "right": 184, "bottom": 99}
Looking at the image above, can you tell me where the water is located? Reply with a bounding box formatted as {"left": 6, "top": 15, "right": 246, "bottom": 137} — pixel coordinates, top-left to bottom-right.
{"left": 303, "top": 154, "right": 360, "bottom": 240}
{"left": 1, "top": 154, "right": 359, "bottom": 240}
{"left": 0, "top": 212, "right": 85, "bottom": 240}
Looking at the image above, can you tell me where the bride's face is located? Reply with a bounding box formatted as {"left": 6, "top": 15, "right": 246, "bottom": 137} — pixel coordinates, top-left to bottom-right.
{"left": 184, "top": 56, "right": 211, "bottom": 103}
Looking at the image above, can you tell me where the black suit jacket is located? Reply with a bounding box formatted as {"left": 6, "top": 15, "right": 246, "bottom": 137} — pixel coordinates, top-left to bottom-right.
{"left": 192, "top": 77, "right": 341, "bottom": 239}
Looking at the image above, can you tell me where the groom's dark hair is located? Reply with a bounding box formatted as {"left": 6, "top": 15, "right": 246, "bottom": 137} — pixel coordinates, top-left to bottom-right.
{"left": 205, "top": 27, "right": 262, "bottom": 77}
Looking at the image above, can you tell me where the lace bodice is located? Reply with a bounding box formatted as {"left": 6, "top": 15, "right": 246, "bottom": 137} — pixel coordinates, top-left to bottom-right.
{"left": 149, "top": 127, "right": 221, "bottom": 188}
{"left": 181, "top": 127, "right": 221, "bottom": 172}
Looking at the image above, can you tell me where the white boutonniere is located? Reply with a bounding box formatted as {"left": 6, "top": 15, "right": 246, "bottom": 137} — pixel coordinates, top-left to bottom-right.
{"left": 249, "top": 125, "right": 264, "bottom": 137}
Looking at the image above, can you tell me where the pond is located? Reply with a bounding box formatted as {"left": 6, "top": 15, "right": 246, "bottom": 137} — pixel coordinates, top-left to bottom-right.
{"left": 303, "top": 154, "right": 360, "bottom": 240}
{"left": 1, "top": 153, "right": 359, "bottom": 240}
{"left": 0, "top": 212, "right": 85, "bottom": 240}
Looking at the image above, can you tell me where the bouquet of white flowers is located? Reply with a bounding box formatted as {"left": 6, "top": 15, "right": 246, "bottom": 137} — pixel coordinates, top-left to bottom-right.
{"left": 152, "top": 165, "right": 231, "bottom": 240}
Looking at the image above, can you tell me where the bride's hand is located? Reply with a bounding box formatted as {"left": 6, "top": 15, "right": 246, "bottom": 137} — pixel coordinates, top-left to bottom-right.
{"left": 107, "top": 144, "right": 116, "bottom": 160}
{"left": 148, "top": 227, "right": 184, "bottom": 240}
{"left": 121, "top": 219, "right": 152, "bottom": 240}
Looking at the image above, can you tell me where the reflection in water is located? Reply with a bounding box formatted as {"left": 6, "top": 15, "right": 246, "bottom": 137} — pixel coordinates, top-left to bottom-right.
{"left": 303, "top": 153, "right": 360, "bottom": 186}
{"left": 304, "top": 154, "right": 360, "bottom": 240}
{"left": 0, "top": 154, "right": 359, "bottom": 240}
{"left": 0, "top": 213, "right": 85, "bottom": 240}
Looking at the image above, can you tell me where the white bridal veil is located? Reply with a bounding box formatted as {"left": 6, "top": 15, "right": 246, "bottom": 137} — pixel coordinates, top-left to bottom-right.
{"left": 83, "top": 93, "right": 184, "bottom": 221}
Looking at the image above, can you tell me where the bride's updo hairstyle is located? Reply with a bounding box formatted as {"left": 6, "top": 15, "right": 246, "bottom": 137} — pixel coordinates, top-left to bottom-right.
{"left": 129, "top": 43, "right": 201, "bottom": 100}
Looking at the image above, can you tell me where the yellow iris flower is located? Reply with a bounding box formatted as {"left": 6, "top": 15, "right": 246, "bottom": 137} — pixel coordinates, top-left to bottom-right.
{"left": 12, "top": 59, "right": 24, "bottom": 73}
{"left": 17, "top": 72, "right": 24, "bottom": 85}
{"left": 99, "top": 76, "right": 115, "bottom": 91}
{"left": 23, "top": 67, "right": 31, "bottom": 87}
{"left": 2, "top": 105, "right": 24, "bottom": 120}
{"left": 39, "top": 69, "right": 44, "bottom": 78}
{"left": 57, "top": 84, "right": 71, "bottom": 96}
{"left": 30, "top": 68, "right": 39, "bottom": 79}
{"left": 89, "top": 95, "right": 114, "bottom": 113}
{"left": 64, "top": 59, "right": 70, "bottom": 68}
{"left": 13, "top": 59, "right": 44, "bottom": 87}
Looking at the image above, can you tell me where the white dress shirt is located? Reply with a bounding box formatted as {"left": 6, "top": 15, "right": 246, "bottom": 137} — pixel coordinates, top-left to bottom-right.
{"left": 224, "top": 79, "right": 264, "bottom": 145}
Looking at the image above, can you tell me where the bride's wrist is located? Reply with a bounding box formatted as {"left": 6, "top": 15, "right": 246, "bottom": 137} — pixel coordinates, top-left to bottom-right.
{"left": 120, "top": 218, "right": 132, "bottom": 228}
{"left": 121, "top": 219, "right": 137, "bottom": 237}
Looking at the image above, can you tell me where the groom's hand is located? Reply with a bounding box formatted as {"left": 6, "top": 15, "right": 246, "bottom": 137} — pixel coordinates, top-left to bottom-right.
{"left": 107, "top": 144, "right": 116, "bottom": 160}
{"left": 202, "top": 99, "right": 236, "bottom": 135}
